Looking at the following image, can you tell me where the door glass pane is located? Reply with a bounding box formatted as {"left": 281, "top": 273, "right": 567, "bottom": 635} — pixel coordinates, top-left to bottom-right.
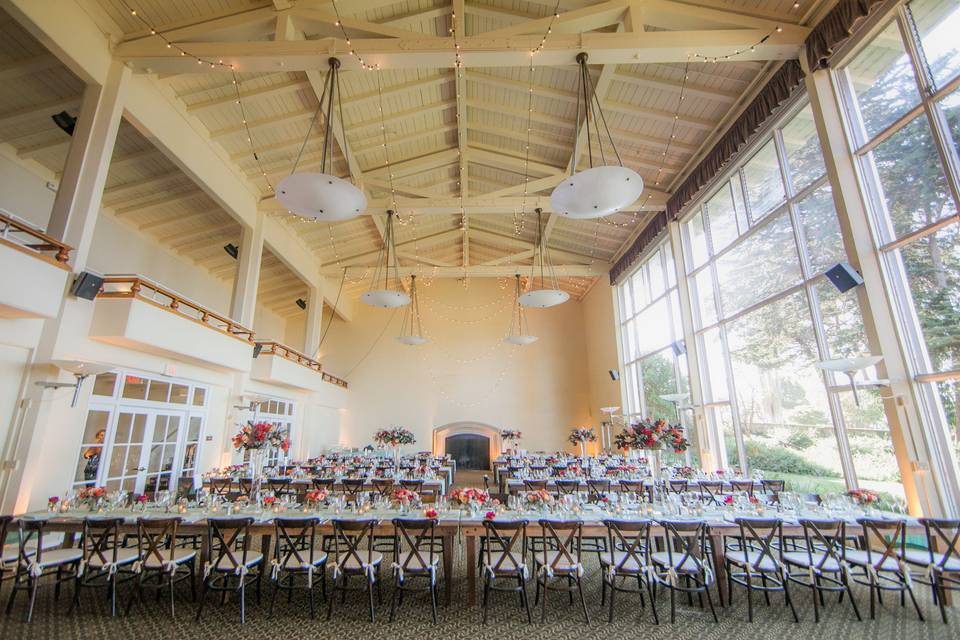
{"left": 122, "top": 375, "right": 148, "bottom": 400}
{"left": 108, "top": 446, "right": 126, "bottom": 478}
{"left": 685, "top": 211, "right": 709, "bottom": 269}
{"left": 715, "top": 211, "right": 801, "bottom": 316}
{"left": 796, "top": 184, "right": 846, "bottom": 275}
{"left": 840, "top": 387, "right": 906, "bottom": 504}
{"left": 147, "top": 380, "right": 170, "bottom": 403}
{"left": 76, "top": 411, "right": 109, "bottom": 486}
{"left": 781, "top": 105, "right": 825, "bottom": 192}
{"left": 726, "top": 291, "right": 843, "bottom": 488}
{"left": 706, "top": 183, "right": 739, "bottom": 254}
{"left": 895, "top": 222, "right": 960, "bottom": 372}
{"left": 909, "top": 0, "right": 960, "bottom": 89}
{"left": 170, "top": 384, "right": 189, "bottom": 404}
{"left": 844, "top": 20, "right": 921, "bottom": 139}
{"left": 114, "top": 413, "right": 132, "bottom": 443}
{"left": 131, "top": 413, "right": 147, "bottom": 442}
{"left": 869, "top": 115, "right": 958, "bottom": 239}
{"left": 192, "top": 387, "right": 206, "bottom": 406}
{"left": 92, "top": 373, "right": 116, "bottom": 397}
{"left": 742, "top": 140, "right": 786, "bottom": 221}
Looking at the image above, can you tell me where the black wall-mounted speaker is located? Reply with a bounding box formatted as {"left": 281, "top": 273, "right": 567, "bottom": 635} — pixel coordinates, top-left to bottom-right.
{"left": 825, "top": 262, "right": 864, "bottom": 293}
{"left": 70, "top": 271, "right": 103, "bottom": 300}
{"left": 252, "top": 343, "right": 263, "bottom": 358}
{"left": 608, "top": 369, "right": 620, "bottom": 381}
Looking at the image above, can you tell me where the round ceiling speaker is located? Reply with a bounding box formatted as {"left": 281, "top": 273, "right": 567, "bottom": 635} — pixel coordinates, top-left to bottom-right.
{"left": 503, "top": 335, "right": 539, "bottom": 345}
{"left": 276, "top": 172, "right": 366, "bottom": 221}
{"left": 396, "top": 335, "right": 429, "bottom": 346}
{"left": 550, "top": 165, "right": 644, "bottom": 219}
{"left": 361, "top": 289, "right": 411, "bottom": 308}
{"left": 518, "top": 289, "right": 569, "bottom": 308}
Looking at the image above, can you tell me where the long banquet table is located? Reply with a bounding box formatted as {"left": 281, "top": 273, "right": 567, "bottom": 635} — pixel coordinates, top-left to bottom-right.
{"left": 16, "top": 505, "right": 927, "bottom": 608}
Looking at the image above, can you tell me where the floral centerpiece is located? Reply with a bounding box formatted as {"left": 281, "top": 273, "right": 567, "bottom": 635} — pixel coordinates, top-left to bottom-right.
{"left": 305, "top": 489, "right": 328, "bottom": 508}
{"left": 501, "top": 430, "right": 522, "bottom": 455}
{"left": 231, "top": 421, "right": 290, "bottom": 501}
{"left": 848, "top": 488, "right": 879, "bottom": 507}
{"left": 614, "top": 418, "right": 689, "bottom": 483}
{"left": 374, "top": 426, "right": 416, "bottom": 467}
{"left": 449, "top": 487, "right": 489, "bottom": 514}
{"left": 568, "top": 427, "right": 598, "bottom": 458}
{"left": 524, "top": 489, "right": 554, "bottom": 511}
{"left": 77, "top": 486, "right": 106, "bottom": 510}
{"left": 676, "top": 466, "right": 696, "bottom": 479}
{"left": 392, "top": 488, "right": 419, "bottom": 511}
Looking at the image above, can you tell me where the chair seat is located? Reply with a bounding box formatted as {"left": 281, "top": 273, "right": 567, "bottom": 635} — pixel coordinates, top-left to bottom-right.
{"left": 782, "top": 551, "right": 843, "bottom": 573}
{"left": 484, "top": 552, "right": 526, "bottom": 575}
{"left": 338, "top": 552, "right": 383, "bottom": 571}
{"left": 844, "top": 549, "right": 902, "bottom": 572}
{"left": 600, "top": 551, "right": 648, "bottom": 574}
{"left": 209, "top": 551, "right": 264, "bottom": 572}
{"left": 651, "top": 551, "right": 705, "bottom": 573}
{"left": 85, "top": 547, "right": 140, "bottom": 569}
{"left": 2, "top": 544, "right": 35, "bottom": 566}
{"left": 276, "top": 553, "right": 328, "bottom": 571}
{"left": 725, "top": 549, "right": 780, "bottom": 572}
{"left": 142, "top": 547, "right": 198, "bottom": 569}
{"left": 534, "top": 552, "right": 583, "bottom": 574}
{"left": 394, "top": 551, "right": 438, "bottom": 572}
{"left": 899, "top": 548, "right": 960, "bottom": 572}
{"left": 23, "top": 548, "right": 83, "bottom": 569}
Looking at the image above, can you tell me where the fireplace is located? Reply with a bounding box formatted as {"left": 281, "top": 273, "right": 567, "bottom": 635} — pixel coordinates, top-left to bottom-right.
{"left": 432, "top": 422, "right": 501, "bottom": 472}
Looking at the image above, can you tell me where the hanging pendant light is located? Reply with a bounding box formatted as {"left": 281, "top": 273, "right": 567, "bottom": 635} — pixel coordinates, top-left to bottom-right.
{"left": 362, "top": 210, "right": 411, "bottom": 308}
{"left": 276, "top": 57, "right": 366, "bottom": 221}
{"left": 396, "top": 274, "right": 428, "bottom": 345}
{"left": 518, "top": 208, "right": 569, "bottom": 308}
{"left": 504, "top": 274, "right": 538, "bottom": 345}
{"left": 550, "top": 52, "right": 644, "bottom": 219}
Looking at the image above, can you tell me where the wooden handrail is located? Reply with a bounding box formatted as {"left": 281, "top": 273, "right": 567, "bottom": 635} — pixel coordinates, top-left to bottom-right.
{"left": 97, "top": 275, "right": 255, "bottom": 342}
{"left": 322, "top": 371, "right": 348, "bottom": 388}
{"left": 255, "top": 340, "right": 322, "bottom": 372}
{"left": 0, "top": 209, "right": 71, "bottom": 263}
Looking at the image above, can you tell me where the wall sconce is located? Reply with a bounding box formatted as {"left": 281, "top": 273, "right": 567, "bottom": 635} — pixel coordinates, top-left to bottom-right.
{"left": 35, "top": 360, "right": 115, "bottom": 407}
{"left": 816, "top": 356, "right": 888, "bottom": 406}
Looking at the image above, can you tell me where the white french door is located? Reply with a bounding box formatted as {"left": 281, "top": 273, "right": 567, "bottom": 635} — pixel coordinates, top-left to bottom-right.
{"left": 97, "top": 408, "right": 190, "bottom": 498}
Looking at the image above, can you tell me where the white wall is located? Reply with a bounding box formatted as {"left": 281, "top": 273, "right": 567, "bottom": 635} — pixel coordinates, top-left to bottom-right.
{"left": 318, "top": 279, "right": 595, "bottom": 453}
{"left": 0, "top": 149, "right": 56, "bottom": 230}
{"left": 582, "top": 281, "right": 622, "bottom": 429}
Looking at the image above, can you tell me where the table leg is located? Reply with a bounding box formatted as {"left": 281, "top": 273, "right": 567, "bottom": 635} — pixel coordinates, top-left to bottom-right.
{"left": 709, "top": 530, "right": 726, "bottom": 607}
{"left": 443, "top": 532, "right": 454, "bottom": 607}
{"left": 466, "top": 533, "right": 477, "bottom": 607}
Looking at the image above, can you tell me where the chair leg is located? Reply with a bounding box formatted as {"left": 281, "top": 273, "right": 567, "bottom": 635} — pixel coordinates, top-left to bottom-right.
{"left": 195, "top": 577, "right": 209, "bottom": 622}
{"left": 521, "top": 576, "right": 532, "bottom": 624}
{"left": 842, "top": 572, "right": 861, "bottom": 621}
{"left": 481, "top": 576, "right": 491, "bottom": 625}
{"left": 600, "top": 573, "right": 607, "bottom": 607}
{"left": 169, "top": 572, "right": 176, "bottom": 617}
{"left": 110, "top": 575, "right": 118, "bottom": 617}
{"left": 239, "top": 580, "right": 246, "bottom": 624}
{"left": 540, "top": 577, "right": 548, "bottom": 624}
{"left": 783, "top": 574, "right": 799, "bottom": 623}
{"left": 5, "top": 572, "right": 19, "bottom": 615}
{"left": 367, "top": 575, "right": 376, "bottom": 623}
{"left": 389, "top": 577, "right": 398, "bottom": 623}
{"left": 810, "top": 580, "right": 821, "bottom": 623}
{"left": 26, "top": 577, "right": 39, "bottom": 624}
{"left": 904, "top": 582, "right": 924, "bottom": 621}
{"left": 669, "top": 584, "right": 676, "bottom": 624}
{"left": 705, "top": 582, "right": 719, "bottom": 623}
{"left": 607, "top": 577, "right": 615, "bottom": 623}
{"left": 326, "top": 574, "right": 337, "bottom": 621}
{"left": 576, "top": 577, "right": 590, "bottom": 625}
{"left": 269, "top": 574, "right": 279, "bottom": 617}
{"left": 745, "top": 573, "right": 754, "bottom": 622}
{"left": 647, "top": 579, "right": 660, "bottom": 625}
{"left": 430, "top": 579, "right": 438, "bottom": 625}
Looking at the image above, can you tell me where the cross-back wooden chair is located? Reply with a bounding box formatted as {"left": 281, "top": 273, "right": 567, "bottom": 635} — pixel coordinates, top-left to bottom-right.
{"left": 339, "top": 479, "right": 368, "bottom": 504}
{"left": 125, "top": 516, "right": 197, "bottom": 617}
{"left": 651, "top": 519, "right": 719, "bottom": 623}
{"left": 195, "top": 517, "right": 264, "bottom": 624}
{"left": 5, "top": 518, "right": 80, "bottom": 623}
{"left": 269, "top": 516, "right": 327, "bottom": 618}
{"left": 586, "top": 479, "right": 612, "bottom": 502}
{"left": 389, "top": 517, "right": 441, "bottom": 624}
{"left": 70, "top": 517, "right": 139, "bottom": 617}
{"left": 729, "top": 480, "right": 756, "bottom": 497}
{"left": 266, "top": 477, "right": 294, "bottom": 499}
{"left": 667, "top": 479, "right": 689, "bottom": 494}
{"left": 326, "top": 518, "right": 383, "bottom": 623}
{"left": 533, "top": 519, "right": 589, "bottom": 624}
{"left": 523, "top": 479, "right": 547, "bottom": 492}
{"left": 553, "top": 479, "right": 581, "bottom": 497}
{"left": 618, "top": 479, "right": 651, "bottom": 500}
{"left": 697, "top": 481, "right": 724, "bottom": 505}
{"left": 903, "top": 518, "right": 960, "bottom": 624}
{"left": 371, "top": 478, "right": 396, "bottom": 498}
{"left": 312, "top": 477, "right": 335, "bottom": 492}
{"left": 724, "top": 517, "right": 798, "bottom": 622}
{"left": 782, "top": 518, "right": 861, "bottom": 622}
{"left": 600, "top": 519, "right": 658, "bottom": 624}
{"left": 760, "top": 479, "right": 785, "bottom": 496}
{"left": 846, "top": 517, "right": 923, "bottom": 620}
{"left": 480, "top": 519, "right": 531, "bottom": 625}
{"left": 208, "top": 477, "right": 234, "bottom": 499}
{"left": 236, "top": 477, "right": 256, "bottom": 498}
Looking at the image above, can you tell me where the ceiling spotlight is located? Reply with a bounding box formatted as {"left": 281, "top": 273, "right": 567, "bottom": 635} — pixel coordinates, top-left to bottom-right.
{"left": 295, "top": 298, "right": 307, "bottom": 310}
{"left": 223, "top": 243, "right": 239, "bottom": 259}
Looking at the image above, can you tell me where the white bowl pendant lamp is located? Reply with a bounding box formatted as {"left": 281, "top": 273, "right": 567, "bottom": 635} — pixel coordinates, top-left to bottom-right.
{"left": 518, "top": 208, "right": 569, "bottom": 308}
{"left": 396, "top": 274, "right": 428, "bottom": 345}
{"left": 504, "top": 274, "right": 538, "bottom": 345}
{"left": 362, "top": 210, "right": 411, "bottom": 308}
{"left": 276, "top": 57, "right": 366, "bottom": 221}
{"left": 550, "top": 52, "right": 644, "bottom": 219}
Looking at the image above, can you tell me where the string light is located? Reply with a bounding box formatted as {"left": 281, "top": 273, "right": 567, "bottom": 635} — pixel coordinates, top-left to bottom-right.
{"left": 331, "top": 0, "right": 372, "bottom": 71}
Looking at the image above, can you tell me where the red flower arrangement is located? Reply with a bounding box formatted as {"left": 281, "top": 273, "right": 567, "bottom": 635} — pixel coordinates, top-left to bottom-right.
{"left": 848, "top": 489, "right": 879, "bottom": 505}
{"left": 373, "top": 427, "right": 416, "bottom": 447}
{"left": 263, "top": 496, "right": 277, "bottom": 506}
{"left": 484, "top": 511, "right": 497, "bottom": 521}
{"left": 48, "top": 496, "right": 59, "bottom": 506}
{"left": 449, "top": 487, "right": 489, "bottom": 506}
{"left": 524, "top": 489, "right": 554, "bottom": 505}
{"left": 568, "top": 428, "right": 598, "bottom": 445}
{"left": 501, "top": 430, "right": 522, "bottom": 441}
{"left": 135, "top": 494, "right": 148, "bottom": 504}
{"left": 392, "top": 488, "right": 419, "bottom": 504}
{"left": 77, "top": 486, "right": 106, "bottom": 501}
{"left": 424, "top": 507, "right": 439, "bottom": 519}
{"left": 305, "top": 489, "right": 328, "bottom": 504}
{"left": 614, "top": 418, "right": 689, "bottom": 453}
{"left": 232, "top": 421, "right": 290, "bottom": 452}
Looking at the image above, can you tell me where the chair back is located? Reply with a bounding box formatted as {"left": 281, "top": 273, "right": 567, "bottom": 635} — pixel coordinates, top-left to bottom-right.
{"left": 136, "top": 516, "right": 182, "bottom": 569}
{"left": 523, "top": 479, "right": 547, "bottom": 492}
{"left": 855, "top": 517, "right": 908, "bottom": 571}
{"left": 208, "top": 477, "right": 233, "bottom": 498}
{"left": 0, "top": 514, "right": 11, "bottom": 550}
{"left": 81, "top": 517, "right": 125, "bottom": 568}
{"left": 761, "top": 479, "right": 785, "bottom": 495}
{"left": 399, "top": 479, "right": 424, "bottom": 493}
{"left": 329, "top": 519, "right": 379, "bottom": 575}
{"left": 733, "top": 517, "right": 783, "bottom": 572}
{"left": 554, "top": 479, "right": 580, "bottom": 496}
{"left": 237, "top": 477, "right": 255, "bottom": 498}
{"left": 176, "top": 476, "right": 195, "bottom": 500}
{"left": 267, "top": 477, "right": 293, "bottom": 497}
{"left": 14, "top": 519, "right": 51, "bottom": 571}
{"left": 667, "top": 479, "right": 689, "bottom": 494}
{"left": 371, "top": 478, "right": 396, "bottom": 497}
{"left": 603, "top": 519, "right": 652, "bottom": 575}
{"left": 340, "top": 478, "right": 368, "bottom": 502}
{"left": 730, "top": 480, "right": 755, "bottom": 497}
{"left": 273, "top": 517, "right": 321, "bottom": 572}
{"left": 918, "top": 518, "right": 960, "bottom": 572}
{"left": 537, "top": 519, "right": 583, "bottom": 577}
{"left": 658, "top": 519, "right": 711, "bottom": 578}
{"left": 312, "top": 478, "right": 335, "bottom": 491}
{"left": 205, "top": 517, "right": 254, "bottom": 573}
{"left": 698, "top": 481, "right": 723, "bottom": 504}
{"left": 586, "top": 479, "right": 611, "bottom": 501}
{"left": 482, "top": 519, "right": 528, "bottom": 576}
{"left": 391, "top": 518, "right": 438, "bottom": 575}
{"left": 798, "top": 518, "right": 847, "bottom": 573}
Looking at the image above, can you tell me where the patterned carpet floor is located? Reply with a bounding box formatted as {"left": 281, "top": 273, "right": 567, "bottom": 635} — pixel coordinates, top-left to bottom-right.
{"left": 0, "top": 549, "right": 954, "bottom": 640}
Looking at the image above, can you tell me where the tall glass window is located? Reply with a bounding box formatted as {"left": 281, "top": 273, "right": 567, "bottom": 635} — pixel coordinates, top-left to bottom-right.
{"left": 837, "top": 0, "right": 960, "bottom": 493}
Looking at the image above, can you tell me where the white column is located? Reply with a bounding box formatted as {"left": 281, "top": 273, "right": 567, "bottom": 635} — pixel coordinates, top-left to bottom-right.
{"left": 47, "top": 60, "right": 129, "bottom": 271}
{"left": 804, "top": 63, "right": 957, "bottom": 517}
{"left": 304, "top": 281, "right": 323, "bottom": 358}
{"left": 229, "top": 212, "right": 265, "bottom": 327}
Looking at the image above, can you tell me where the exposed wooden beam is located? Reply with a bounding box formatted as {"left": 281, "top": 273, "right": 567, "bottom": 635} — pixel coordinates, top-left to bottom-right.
{"left": 0, "top": 96, "right": 81, "bottom": 128}
{"left": 477, "top": 0, "right": 629, "bottom": 37}
{"left": 17, "top": 136, "right": 69, "bottom": 159}
{"left": 113, "top": 190, "right": 202, "bottom": 216}
{"left": 322, "top": 264, "right": 608, "bottom": 277}
{"left": 0, "top": 54, "right": 61, "bottom": 81}
{"left": 103, "top": 169, "right": 185, "bottom": 203}
{"left": 613, "top": 68, "right": 739, "bottom": 103}
{"left": 186, "top": 78, "right": 311, "bottom": 113}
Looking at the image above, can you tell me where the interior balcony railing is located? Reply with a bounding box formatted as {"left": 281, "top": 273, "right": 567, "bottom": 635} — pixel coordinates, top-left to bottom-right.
{"left": 0, "top": 209, "right": 71, "bottom": 265}
{"left": 98, "top": 275, "right": 255, "bottom": 342}
{"left": 254, "top": 340, "right": 348, "bottom": 388}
